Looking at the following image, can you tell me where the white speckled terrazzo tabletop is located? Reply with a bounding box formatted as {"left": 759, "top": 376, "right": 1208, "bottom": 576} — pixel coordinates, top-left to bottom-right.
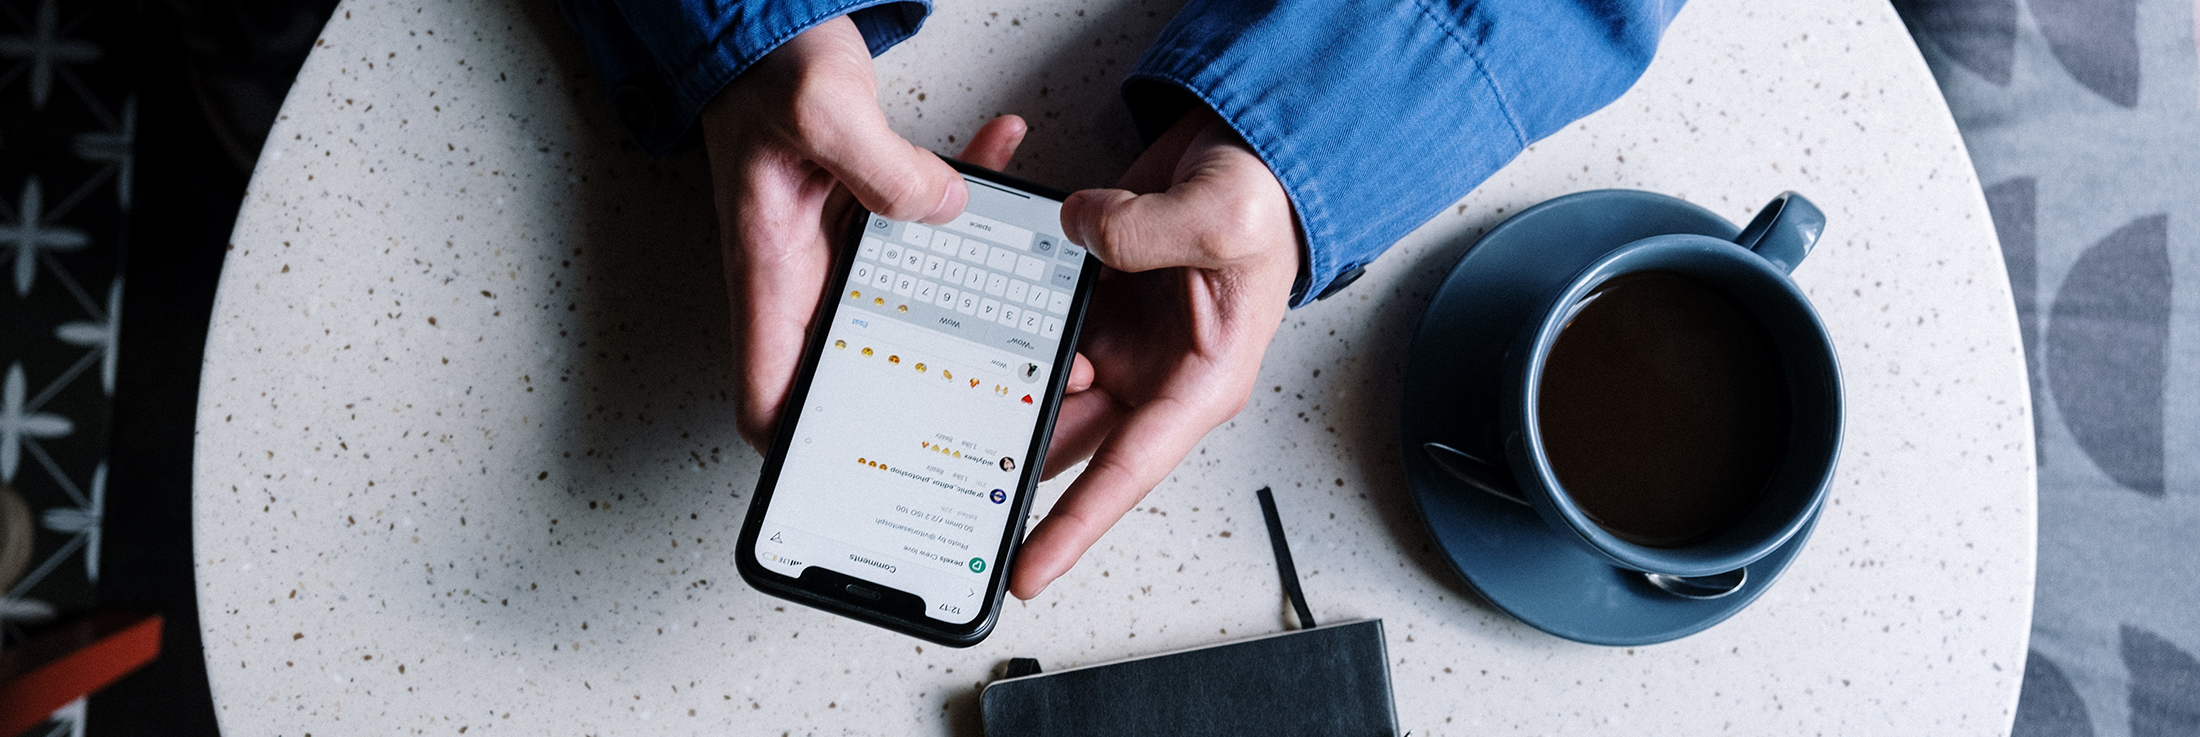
{"left": 193, "top": 0, "right": 2036, "bottom": 733}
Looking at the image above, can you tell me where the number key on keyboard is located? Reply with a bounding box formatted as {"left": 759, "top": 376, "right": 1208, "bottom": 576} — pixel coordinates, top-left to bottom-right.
{"left": 999, "top": 304, "right": 1020, "bottom": 327}
{"left": 915, "top": 280, "right": 938, "bottom": 303}
{"left": 978, "top": 298, "right": 1001, "bottom": 321}
{"left": 922, "top": 255, "right": 946, "bottom": 279}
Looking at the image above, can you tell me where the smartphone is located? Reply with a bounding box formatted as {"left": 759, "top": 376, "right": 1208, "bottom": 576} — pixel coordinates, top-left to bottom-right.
{"left": 736, "top": 159, "right": 1096, "bottom": 647}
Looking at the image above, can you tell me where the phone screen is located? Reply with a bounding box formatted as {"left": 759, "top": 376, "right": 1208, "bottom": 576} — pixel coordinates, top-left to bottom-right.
{"left": 749, "top": 173, "right": 1087, "bottom": 628}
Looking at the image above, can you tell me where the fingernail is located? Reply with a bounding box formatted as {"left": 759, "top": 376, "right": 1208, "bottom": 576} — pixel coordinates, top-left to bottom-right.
{"left": 923, "top": 181, "right": 958, "bottom": 224}
{"left": 1058, "top": 193, "right": 1084, "bottom": 245}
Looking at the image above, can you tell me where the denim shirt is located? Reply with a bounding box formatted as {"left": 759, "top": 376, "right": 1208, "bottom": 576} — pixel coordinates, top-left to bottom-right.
{"left": 555, "top": 0, "right": 1685, "bottom": 306}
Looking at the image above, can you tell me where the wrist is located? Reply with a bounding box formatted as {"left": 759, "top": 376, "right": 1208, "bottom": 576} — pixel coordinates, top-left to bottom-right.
{"left": 1176, "top": 107, "right": 1309, "bottom": 303}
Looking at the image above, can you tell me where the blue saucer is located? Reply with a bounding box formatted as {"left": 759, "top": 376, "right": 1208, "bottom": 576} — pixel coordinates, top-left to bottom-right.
{"left": 1399, "top": 190, "right": 1823, "bottom": 646}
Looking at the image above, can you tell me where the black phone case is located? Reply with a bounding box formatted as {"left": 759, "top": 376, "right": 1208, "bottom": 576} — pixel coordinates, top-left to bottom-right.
{"left": 734, "top": 159, "right": 1096, "bottom": 647}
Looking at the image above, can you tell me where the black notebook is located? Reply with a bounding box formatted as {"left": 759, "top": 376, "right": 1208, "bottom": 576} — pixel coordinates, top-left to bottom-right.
{"left": 979, "top": 618, "right": 1398, "bottom": 737}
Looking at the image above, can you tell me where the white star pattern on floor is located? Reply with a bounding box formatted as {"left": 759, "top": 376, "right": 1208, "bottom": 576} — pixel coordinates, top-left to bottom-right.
{"left": 0, "top": 0, "right": 101, "bottom": 109}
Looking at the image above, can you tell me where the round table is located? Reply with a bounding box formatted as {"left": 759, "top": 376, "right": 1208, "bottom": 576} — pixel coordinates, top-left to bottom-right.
{"left": 195, "top": 0, "right": 2036, "bottom": 732}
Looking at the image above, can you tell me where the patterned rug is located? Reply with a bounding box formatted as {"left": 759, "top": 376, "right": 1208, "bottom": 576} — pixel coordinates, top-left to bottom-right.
{"left": 1896, "top": 0, "right": 2200, "bottom": 733}
{"left": 0, "top": 0, "right": 324, "bottom": 734}
{"left": 1, "top": 2, "right": 134, "bottom": 732}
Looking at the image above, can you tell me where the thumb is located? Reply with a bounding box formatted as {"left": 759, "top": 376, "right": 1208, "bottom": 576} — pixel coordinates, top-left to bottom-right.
{"left": 1060, "top": 187, "right": 1204, "bottom": 273}
{"left": 806, "top": 108, "right": 967, "bottom": 225}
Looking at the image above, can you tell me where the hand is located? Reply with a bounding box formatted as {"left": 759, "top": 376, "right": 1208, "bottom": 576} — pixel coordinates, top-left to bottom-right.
{"left": 701, "top": 16, "right": 1037, "bottom": 449}
{"left": 1013, "top": 107, "right": 1304, "bottom": 599}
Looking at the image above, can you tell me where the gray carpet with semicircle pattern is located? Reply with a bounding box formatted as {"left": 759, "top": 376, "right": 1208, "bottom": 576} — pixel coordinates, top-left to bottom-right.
{"left": 1895, "top": 0, "right": 2200, "bottom": 733}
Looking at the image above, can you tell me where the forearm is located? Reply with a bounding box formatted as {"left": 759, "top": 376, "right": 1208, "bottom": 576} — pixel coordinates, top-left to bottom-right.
{"left": 553, "top": 0, "right": 932, "bottom": 155}
{"left": 1125, "top": 0, "right": 1688, "bottom": 305}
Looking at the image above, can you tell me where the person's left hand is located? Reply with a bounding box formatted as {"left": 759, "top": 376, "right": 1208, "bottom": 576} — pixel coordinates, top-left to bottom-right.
{"left": 1013, "top": 106, "right": 1303, "bottom": 599}
{"left": 698, "top": 16, "right": 1039, "bottom": 450}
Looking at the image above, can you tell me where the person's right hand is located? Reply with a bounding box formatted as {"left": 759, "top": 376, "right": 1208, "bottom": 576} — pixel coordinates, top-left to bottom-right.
{"left": 1010, "top": 107, "right": 1303, "bottom": 599}
{"left": 700, "top": 16, "right": 1032, "bottom": 450}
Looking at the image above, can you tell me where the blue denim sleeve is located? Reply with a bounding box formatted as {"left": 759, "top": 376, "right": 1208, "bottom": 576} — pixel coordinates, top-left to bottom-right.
{"left": 1124, "top": 0, "right": 1686, "bottom": 306}
{"left": 554, "top": 0, "right": 932, "bottom": 155}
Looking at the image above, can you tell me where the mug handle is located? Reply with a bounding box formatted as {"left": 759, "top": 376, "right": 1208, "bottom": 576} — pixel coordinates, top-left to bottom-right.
{"left": 1732, "top": 192, "right": 1825, "bottom": 274}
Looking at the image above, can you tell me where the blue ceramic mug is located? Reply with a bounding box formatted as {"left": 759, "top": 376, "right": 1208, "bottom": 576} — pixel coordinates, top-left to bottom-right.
{"left": 1427, "top": 193, "right": 1841, "bottom": 592}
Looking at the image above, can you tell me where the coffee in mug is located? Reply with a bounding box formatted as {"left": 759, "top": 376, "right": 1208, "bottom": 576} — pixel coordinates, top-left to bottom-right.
{"left": 1536, "top": 271, "right": 1789, "bottom": 548}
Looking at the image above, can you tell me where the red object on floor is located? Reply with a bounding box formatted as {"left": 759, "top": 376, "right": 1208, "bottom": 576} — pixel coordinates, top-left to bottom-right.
{"left": 0, "top": 611, "right": 163, "bottom": 735}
